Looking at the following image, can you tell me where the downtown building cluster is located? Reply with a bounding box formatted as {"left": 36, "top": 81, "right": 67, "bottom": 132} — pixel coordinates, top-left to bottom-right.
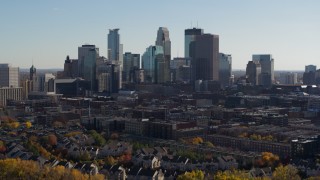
{"left": 1, "top": 27, "right": 278, "bottom": 105}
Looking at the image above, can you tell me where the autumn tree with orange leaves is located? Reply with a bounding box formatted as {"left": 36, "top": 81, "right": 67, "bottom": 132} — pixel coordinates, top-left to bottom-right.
{"left": 0, "top": 158, "right": 104, "bottom": 180}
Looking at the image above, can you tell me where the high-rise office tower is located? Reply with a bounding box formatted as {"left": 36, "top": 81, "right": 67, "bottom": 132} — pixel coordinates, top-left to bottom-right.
{"left": 171, "top": 57, "right": 191, "bottom": 83}
{"left": 108, "top": 29, "right": 121, "bottom": 61}
{"left": 279, "top": 72, "right": 297, "bottom": 85}
{"left": 155, "top": 27, "right": 171, "bottom": 82}
{"left": 305, "top": 65, "right": 317, "bottom": 73}
{"left": 190, "top": 34, "right": 219, "bottom": 83}
{"left": 96, "top": 56, "right": 120, "bottom": 93}
{"left": 123, "top": 52, "right": 140, "bottom": 83}
{"left": 142, "top": 46, "right": 164, "bottom": 83}
{"left": 156, "top": 27, "right": 171, "bottom": 57}
{"left": 303, "top": 64, "right": 317, "bottom": 85}
{"left": 30, "top": 65, "right": 36, "bottom": 81}
{"left": 38, "top": 73, "right": 55, "bottom": 92}
{"left": 29, "top": 64, "right": 39, "bottom": 92}
{"left": 246, "top": 61, "right": 261, "bottom": 86}
{"left": 315, "top": 69, "right": 320, "bottom": 85}
{"left": 78, "top": 45, "right": 99, "bottom": 91}
{"left": 0, "top": 87, "right": 22, "bottom": 107}
{"left": 185, "top": 28, "right": 204, "bottom": 58}
{"left": 252, "top": 54, "right": 274, "bottom": 87}
{"left": 108, "top": 29, "right": 123, "bottom": 88}
{"left": 64, "top": 56, "right": 78, "bottom": 78}
{"left": 0, "top": 64, "right": 19, "bottom": 88}
{"left": 219, "top": 53, "right": 232, "bottom": 88}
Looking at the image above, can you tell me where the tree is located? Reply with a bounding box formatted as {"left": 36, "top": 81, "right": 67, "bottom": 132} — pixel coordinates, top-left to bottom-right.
{"left": 204, "top": 141, "right": 214, "bottom": 148}
{"left": 177, "top": 170, "right": 204, "bottom": 180}
{"left": 272, "top": 165, "right": 300, "bottom": 180}
{"left": 132, "top": 141, "right": 148, "bottom": 151}
{"left": 191, "top": 137, "right": 204, "bottom": 145}
{"left": 118, "top": 150, "right": 132, "bottom": 163}
{"left": 110, "top": 133, "right": 119, "bottom": 140}
{"left": 64, "top": 131, "right": 82, "bottom": 137}
{"left": 79, "top": 151, "right": 91, "bottom": 161}
{"left": 105, "top": 156, "right": 117, "bottom": 165}
{"left": 89, "top": 130, "right": 106, "bottom": 146}
{"left": 0, "top": 158, "right": 105, "bottom": 180}
{"left": 0, "top": 141, "right": 6, "bottom": 153}
{"left": 214, "top": 169, "right": 250, "bottom": 180}
{"left": 48, "top": 134, "right": 58, "bottom": 146}
{"left": 25, "top": 121, "right": 32, "bottom": 128}
{"left": 261, "top": 152, "right": 279, "bottom": 167}
{"left": 7, "top": 121, "right": 20, "bottom": 129}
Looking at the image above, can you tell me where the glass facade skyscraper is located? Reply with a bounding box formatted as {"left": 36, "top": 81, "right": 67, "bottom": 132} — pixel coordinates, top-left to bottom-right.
{"left": 219, "top": 53, "right": 232, "bottom": 88}
{"left": 246, "top": 61, "right": 261, "bottom": 86}
{"left": 108, "top": 29, "right": 123, "bottom": 88}
{"left": 155, "top": 27, "right": 171, "bottom": 82}
{"left": 123, "top": 52, "right": 140, "bottom": 82}
{"left": 184, "top": 28, "right": 203, "bottom": 58}
{"left": 78, "top": 45, "right": 99, "bottom": 91}
{"left": 108, "top": 29, "right": 120, "bottom": 61}
{"left": 252, "top": 54, "right": 274, "bottom": 87}
{"left": 142, "top": 45, "right": 164, "bottom": 83}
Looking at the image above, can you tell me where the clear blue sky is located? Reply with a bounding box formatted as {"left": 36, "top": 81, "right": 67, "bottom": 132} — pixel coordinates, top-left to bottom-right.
{"left": 1, "top": 0, "right": 319, "bottom": 70}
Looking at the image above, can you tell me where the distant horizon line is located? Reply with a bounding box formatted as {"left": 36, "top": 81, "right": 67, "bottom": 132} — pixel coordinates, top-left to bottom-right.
{"left": 17, "top": 67, "right": 305, "bottom": 72}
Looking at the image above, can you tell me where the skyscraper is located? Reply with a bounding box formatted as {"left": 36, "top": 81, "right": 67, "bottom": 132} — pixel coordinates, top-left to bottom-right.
{"left": 108, "top": 29, "right": 123, "bottom": 88}
{"left": 185, "top": 28, "right": 203, "bottom": 58}
{"left": 252, "top": 54, "right": 274, "bottom": 87}
{"left": 279, "top": 72, "right": 297, "bottom": 85}
{"left": 142, "top": 46, "right": 164, "bottom": 83}
{"left": 96, "top": 58, "right": 119, "bottom": 94}
{"left": 64, "top": 56, "right": 78, "bottom": 78}
{"left": 155, "top": 27, "right": 171, "bottom": 82}
{"left": 29, "top": 65, "right": 38, "bottom": 92}
{"left": 191, "top": 33, "right": 219, "bottom": 83}
{"left": 38, "top": 73, "right": 55, "bottom": 92}
{"left": 246, "top": 61, "right": 261, "bottom": 86}
{"left": 123, "top": 52, "right": 140, "bottom": 83}
{"left": 0, "top": 64, "right": 19, "bottom": 88}
{"left": 170, "top": 57, "right": 191, "bottom": 83}
{"left": 303, "top": 64, "right": 317, "bottom": 85}
{"left": 219, "top": 53, "right": 232, "bottom": 88}
{"left": 0, "top": 87, "right": 22, "bottom": 107}
{"left": 108, "top": 29, "right": 121, "bottom": 61}
{"left": 78, "top": 45, "right": 99, "bottom": 91}
{"left": 305, "top": 65, "right": 317, "bottom": 73}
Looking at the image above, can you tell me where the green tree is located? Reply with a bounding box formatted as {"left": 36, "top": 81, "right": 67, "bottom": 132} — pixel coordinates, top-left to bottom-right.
{"left": 204, "top": 141, "right": 214, "bottom": 148}
{"left": 89, "top": 130, "right": 106, "bottom": 146}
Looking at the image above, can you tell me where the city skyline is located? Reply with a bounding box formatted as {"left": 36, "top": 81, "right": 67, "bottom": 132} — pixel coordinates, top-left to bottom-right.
{"left": 1, "top": 0, "right": 319, "bottom": 70}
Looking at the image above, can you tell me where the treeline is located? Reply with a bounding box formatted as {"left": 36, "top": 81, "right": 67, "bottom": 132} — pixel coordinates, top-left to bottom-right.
{"left": 0, "top": 158, "right": 104, "bottom": 180}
